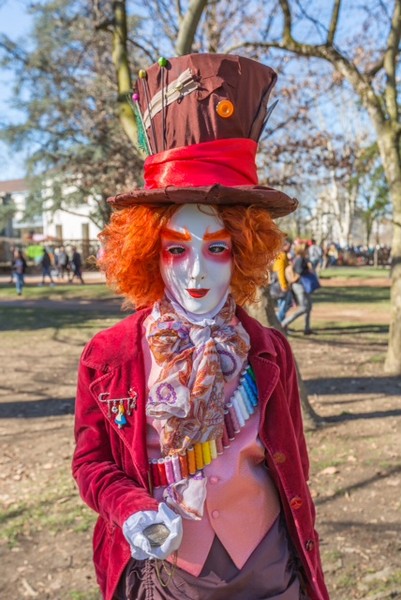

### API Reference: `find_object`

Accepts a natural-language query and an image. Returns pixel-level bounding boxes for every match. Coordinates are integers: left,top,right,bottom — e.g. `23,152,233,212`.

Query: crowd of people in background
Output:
10,245,85,295
319,241,391,268
269,237,391,333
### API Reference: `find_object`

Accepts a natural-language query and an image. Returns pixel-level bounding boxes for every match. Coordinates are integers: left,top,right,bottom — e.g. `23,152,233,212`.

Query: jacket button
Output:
212,510,220,519
290,496,303,510
209,476,219,484
305,539,314,551
273,451,286,464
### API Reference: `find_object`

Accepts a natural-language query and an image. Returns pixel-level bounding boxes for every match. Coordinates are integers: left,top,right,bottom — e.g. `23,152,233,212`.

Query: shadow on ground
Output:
0,397,75,418
315,464,401,506
307,375,401,396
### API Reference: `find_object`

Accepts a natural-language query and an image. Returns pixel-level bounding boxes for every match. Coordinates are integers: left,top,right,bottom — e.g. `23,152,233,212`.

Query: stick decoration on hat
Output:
128,92,152,156
113,53,298,218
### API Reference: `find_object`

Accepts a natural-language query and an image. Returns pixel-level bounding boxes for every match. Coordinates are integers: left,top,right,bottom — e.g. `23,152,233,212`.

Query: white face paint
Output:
160,204,233,315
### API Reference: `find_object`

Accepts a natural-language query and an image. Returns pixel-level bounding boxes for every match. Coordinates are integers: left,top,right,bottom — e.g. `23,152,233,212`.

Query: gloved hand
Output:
122,502,183,560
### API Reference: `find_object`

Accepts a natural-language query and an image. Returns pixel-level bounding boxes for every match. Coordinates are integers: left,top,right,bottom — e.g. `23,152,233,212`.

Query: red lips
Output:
186,289,209,298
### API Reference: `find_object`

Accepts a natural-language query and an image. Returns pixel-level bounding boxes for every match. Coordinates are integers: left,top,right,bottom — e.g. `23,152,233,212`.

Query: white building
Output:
0,178,101,252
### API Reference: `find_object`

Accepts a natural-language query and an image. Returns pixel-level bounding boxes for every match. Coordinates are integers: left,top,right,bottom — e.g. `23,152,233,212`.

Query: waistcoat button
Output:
212,510,220,518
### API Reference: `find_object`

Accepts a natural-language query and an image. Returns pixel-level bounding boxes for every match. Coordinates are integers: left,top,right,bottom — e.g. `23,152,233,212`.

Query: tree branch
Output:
279,0,293,43
365,57,385,79
383,0,401,122
229,24,385,128
126,36,156,63
327,0,341,45
175,0,208,56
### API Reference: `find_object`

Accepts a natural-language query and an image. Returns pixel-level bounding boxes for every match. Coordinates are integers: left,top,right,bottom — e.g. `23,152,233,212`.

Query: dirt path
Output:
0,286,400,600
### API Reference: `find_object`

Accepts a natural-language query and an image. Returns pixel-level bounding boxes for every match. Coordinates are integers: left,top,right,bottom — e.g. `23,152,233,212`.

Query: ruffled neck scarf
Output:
146,294,250,457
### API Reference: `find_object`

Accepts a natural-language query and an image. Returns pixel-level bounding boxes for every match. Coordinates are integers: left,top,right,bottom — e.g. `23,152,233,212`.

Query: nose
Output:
189,254,205,282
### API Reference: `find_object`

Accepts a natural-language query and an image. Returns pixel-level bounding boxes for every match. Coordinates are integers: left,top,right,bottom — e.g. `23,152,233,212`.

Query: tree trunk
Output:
246,288,322,430
375,128,401,373
111,0,138,147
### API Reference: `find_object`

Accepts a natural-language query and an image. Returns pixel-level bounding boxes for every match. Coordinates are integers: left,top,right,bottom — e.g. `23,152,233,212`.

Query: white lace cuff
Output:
122,502,183,560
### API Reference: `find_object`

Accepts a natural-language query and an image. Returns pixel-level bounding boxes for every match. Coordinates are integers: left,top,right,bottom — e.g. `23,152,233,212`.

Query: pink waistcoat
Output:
142,323,281,577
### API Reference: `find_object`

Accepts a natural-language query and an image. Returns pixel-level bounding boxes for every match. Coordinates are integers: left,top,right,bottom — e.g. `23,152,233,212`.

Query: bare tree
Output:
228,0,401,373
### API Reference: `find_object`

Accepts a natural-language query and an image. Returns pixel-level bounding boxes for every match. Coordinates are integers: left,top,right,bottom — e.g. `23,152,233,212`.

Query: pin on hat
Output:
108,53,298,218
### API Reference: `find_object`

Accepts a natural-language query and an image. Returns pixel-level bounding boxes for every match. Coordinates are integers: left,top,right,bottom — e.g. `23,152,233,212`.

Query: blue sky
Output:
0,0,32,181
0,0,382,184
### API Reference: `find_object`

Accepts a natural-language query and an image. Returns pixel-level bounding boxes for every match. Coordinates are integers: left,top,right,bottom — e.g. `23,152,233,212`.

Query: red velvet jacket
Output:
72,307,329,600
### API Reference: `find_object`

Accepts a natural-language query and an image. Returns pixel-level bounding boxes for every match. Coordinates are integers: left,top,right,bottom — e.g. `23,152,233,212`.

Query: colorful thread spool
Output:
187,447,196,475
222,423,230,448
202,441,212,465
227,402,240,433
216,437,224,455
209,439,218,460
165,457,175,485
232,393,245,428
151,459,161,487
157,459,168,487
224,410,235,440
194,443,204,470
179,452,189,478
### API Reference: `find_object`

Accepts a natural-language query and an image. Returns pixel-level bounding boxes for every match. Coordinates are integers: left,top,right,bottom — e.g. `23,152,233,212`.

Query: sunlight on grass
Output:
0,282,117,301
0,469,96,548
0,307,123,334
69,591,101,600
319,266,391,279
315,285,390,304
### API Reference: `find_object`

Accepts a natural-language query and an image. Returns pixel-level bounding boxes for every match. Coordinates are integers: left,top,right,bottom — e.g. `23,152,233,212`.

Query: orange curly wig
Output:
99,204,283,309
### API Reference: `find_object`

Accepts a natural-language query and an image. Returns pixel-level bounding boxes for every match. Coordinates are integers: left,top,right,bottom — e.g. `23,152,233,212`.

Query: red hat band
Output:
144,138,258,190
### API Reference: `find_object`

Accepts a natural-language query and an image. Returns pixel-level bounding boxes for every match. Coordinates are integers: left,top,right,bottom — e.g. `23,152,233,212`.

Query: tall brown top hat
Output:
108,53,298,218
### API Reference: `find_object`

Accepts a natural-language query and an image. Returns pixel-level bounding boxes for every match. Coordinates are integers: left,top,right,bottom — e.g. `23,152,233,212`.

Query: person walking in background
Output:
271,238,293,322
308,239,323,272
282,244,314,335
9,245,16,283
70,247,85,284
57,246,70,279
40,248,55,286
12,248,27,296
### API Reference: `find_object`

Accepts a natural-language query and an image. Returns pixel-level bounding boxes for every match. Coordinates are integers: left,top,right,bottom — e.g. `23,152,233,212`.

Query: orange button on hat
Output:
216,99,235,118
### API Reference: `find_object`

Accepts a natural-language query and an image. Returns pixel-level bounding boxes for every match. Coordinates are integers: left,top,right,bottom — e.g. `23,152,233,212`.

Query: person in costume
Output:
72,54,329,600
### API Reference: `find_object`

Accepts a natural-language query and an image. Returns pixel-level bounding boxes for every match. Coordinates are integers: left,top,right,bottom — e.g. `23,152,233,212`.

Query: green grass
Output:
314,284,390,304
0,306,124,332
0,468,97,548
0,282,117,301
69,591,101,600
319,266,390,279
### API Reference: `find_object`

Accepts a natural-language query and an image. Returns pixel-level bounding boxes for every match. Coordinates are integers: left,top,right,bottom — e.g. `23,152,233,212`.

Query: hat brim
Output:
107,185,298,218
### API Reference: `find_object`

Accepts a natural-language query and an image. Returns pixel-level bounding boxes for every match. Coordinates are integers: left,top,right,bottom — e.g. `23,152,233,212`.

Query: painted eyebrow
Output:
161,227,192,241
203,229,230,241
